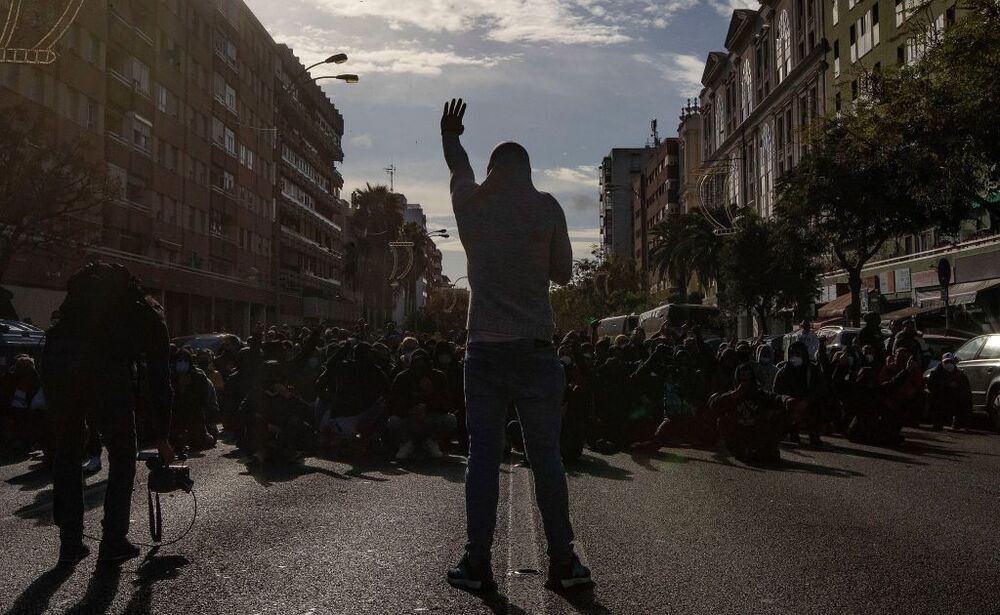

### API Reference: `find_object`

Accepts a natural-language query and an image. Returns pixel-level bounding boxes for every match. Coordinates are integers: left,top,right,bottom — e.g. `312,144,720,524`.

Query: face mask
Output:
174,361,190,374
438,355,452,366
789,356,804,368
943,363,956,372
560,356,572,366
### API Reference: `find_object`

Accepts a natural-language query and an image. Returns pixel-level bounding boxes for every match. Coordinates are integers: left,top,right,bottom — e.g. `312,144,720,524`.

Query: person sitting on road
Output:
318,342,390,454
0,354,44,457
926,353,973,431
712,363,801,463
387,349,457,460
879,347,924,426
249,360,317,465
847,360,922,446
774,341,828,446
169,349,218,451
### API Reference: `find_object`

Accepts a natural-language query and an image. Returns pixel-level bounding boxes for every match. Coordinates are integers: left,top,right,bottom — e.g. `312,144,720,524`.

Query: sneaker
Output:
82,455,102,474
424,440,444,459
447,553,495,591
547,554,592,590
395,440,416,460
58,541,90,565
97,538,141,564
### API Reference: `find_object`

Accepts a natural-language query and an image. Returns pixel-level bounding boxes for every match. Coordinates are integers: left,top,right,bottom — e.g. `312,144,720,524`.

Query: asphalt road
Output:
1,427,998,615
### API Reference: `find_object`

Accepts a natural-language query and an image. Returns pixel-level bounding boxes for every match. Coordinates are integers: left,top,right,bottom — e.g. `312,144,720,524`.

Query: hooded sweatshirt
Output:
443,135,573,341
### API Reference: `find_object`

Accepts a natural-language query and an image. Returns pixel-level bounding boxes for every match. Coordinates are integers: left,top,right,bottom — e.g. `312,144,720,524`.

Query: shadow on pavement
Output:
551,584,614,614
12,479,108,524
2,565,74,615
453,586,531,615
63,565,122,615
5,461,54,491
396,455,468,483
565,454,633,481
822,443,927,465
122,550,190,613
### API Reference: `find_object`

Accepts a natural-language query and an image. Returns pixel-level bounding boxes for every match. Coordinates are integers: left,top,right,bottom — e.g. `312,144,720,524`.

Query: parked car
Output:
952,334,1000,430
171,333,243,354
815,326,861,355
594,315,638,341
922,334,970,369
636,304,725,339
0,320,45,372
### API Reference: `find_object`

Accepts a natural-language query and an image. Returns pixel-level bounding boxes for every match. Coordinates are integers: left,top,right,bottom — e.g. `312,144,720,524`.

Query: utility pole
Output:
384,164,397,192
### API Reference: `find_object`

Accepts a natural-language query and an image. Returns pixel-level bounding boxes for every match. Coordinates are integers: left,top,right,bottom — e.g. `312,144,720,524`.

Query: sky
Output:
244,0,755,286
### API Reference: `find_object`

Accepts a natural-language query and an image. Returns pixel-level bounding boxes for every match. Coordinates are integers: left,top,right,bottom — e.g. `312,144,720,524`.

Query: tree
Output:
718,215,821,333
346,184,403,325
0,108,119,285
550,249,652,333
774,106,963,326
648,213,721,300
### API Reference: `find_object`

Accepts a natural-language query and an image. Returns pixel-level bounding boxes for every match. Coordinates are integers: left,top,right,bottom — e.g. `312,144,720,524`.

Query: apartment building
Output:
0,0,353,335
599,148,652,260
631,137,680,288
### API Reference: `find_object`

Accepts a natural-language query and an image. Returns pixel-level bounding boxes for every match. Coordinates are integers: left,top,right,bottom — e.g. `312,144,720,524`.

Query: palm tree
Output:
649,213,721,301
348,184,404,324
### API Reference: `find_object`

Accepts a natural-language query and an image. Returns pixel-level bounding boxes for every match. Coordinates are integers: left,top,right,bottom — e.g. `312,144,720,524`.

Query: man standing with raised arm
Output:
440,98,592,591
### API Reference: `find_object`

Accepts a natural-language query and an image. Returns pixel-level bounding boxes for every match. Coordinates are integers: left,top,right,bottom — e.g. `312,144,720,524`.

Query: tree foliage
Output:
550,249,652,333
0,108,119,284
648,213,721,296
346,184,404,325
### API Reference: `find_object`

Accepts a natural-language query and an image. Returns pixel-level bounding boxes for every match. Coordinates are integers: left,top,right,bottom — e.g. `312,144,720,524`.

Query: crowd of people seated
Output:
0,314,980,468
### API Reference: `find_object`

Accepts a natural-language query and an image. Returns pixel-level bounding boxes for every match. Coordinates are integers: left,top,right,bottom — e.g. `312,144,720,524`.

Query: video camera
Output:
137,450,194,493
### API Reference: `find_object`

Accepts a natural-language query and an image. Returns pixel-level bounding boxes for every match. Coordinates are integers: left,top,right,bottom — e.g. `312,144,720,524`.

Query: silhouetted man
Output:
45,263,175,565
440,98,591,591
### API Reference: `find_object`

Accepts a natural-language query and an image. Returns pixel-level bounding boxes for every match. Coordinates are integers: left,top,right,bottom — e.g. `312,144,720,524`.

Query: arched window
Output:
776,10,791,83
715,92,726,147
741,61,754,120
758,123,774,217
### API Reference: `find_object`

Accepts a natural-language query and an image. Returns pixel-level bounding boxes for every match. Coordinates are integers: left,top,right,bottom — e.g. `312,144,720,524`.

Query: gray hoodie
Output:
442,135,573,341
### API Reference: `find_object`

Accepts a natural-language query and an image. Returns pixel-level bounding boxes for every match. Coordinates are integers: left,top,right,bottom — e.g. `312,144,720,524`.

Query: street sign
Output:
937,258,952,287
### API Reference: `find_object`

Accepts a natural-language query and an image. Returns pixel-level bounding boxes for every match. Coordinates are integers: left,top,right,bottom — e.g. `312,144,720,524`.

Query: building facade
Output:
0,0,354,335
694,1,826,233
274,43,352,327
599,147,652,260
631,137,680,289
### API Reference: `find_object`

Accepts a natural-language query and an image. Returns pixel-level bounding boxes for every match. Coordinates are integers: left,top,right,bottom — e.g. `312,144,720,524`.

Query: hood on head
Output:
482,141,533,189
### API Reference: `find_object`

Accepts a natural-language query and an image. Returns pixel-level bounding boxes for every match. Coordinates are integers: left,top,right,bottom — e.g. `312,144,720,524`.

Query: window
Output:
855,13,873,59
872,3,880,47
214,33,237,66
833,40,840,77
240,144,255,171
758,123,774,218
851,79,858,100
741,61,753,119
978,336,1000,360
225,128,236,156
776,11,791,83
715,93,725,146
832,0,839,25
835,91,842,112
132,114,151,152
213,168,235,192
849,24,857,62
955,337,986,361
210,210,226,237
132,58,150,95
157,85,178,116
213,73,237,113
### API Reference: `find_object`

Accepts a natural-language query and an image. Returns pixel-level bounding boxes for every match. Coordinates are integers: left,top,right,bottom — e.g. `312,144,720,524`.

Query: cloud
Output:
350,134,373,148
632,52,706,97
707,0,760,16
542,165,597,187
303,0,696,45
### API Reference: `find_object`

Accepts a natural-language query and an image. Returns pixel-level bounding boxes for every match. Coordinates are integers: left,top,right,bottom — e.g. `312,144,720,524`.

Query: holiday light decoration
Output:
0,0,84,65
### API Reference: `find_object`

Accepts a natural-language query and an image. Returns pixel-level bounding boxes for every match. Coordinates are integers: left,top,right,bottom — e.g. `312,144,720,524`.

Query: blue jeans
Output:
463,340,574,564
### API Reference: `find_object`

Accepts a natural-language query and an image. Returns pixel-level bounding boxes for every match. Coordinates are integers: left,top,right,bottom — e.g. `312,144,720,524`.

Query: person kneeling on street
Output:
388,348,457,460
712,363,803,464
251,360,317,465
169,349,218,451
926,353,973,431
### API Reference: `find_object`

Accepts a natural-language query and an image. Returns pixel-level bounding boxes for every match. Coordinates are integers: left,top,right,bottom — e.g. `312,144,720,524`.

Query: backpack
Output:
50,262,149,360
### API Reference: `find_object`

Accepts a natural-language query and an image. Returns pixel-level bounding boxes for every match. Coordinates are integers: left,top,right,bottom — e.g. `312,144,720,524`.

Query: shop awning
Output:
817,293,853,318
880,303,939,322
915,277,1000,309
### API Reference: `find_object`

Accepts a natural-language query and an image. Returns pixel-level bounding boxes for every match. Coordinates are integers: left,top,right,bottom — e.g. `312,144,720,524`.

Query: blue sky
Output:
245,0,754,284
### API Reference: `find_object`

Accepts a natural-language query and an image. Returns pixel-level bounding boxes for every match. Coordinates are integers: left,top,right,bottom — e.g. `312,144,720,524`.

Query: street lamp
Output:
302,53,349,75
312,74,359,85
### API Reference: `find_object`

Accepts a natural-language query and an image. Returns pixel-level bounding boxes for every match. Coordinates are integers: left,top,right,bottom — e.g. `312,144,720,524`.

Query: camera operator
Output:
44,263,174,565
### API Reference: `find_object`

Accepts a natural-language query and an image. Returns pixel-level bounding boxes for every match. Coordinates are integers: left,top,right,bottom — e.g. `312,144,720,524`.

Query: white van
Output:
594,314,638,341
637,304,724,339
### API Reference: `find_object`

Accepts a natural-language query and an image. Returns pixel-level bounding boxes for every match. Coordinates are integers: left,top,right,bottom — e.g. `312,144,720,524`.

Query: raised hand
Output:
441,98,466,135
